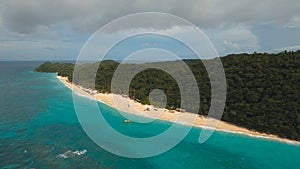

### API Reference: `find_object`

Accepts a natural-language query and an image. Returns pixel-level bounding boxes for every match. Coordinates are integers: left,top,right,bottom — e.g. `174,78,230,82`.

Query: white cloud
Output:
206,25,260,55
100,25,257,58
0,0,299,60
0,0,300,34
285,16,300,28
0,39,81,60
271,45,300,53
6,25,58,39
223,40,239,50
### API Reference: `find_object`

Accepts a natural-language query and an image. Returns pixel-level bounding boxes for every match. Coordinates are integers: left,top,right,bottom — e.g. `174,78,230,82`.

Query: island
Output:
34,50,300,143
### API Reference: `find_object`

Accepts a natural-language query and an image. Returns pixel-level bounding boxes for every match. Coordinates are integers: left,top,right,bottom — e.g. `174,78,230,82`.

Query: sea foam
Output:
57,149,87,159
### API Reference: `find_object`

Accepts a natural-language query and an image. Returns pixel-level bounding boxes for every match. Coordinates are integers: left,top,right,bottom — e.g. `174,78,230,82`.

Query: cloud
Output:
285,16,300,28
206,25,260,55
0,38,82,60
271,45,300,53
0,0,299,60
223,40,239,50
1,0,300,34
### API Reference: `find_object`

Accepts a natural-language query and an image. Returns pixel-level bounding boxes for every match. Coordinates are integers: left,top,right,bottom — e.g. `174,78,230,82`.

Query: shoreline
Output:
57,75,300,145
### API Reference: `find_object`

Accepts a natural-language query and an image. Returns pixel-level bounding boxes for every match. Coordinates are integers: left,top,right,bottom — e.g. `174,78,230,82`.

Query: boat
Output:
124,119,131,124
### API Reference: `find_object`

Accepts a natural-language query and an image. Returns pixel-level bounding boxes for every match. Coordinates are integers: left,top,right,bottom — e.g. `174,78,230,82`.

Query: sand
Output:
57,75,300,145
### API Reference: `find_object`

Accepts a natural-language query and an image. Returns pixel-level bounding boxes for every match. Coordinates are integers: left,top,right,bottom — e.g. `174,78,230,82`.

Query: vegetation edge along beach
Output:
34,50,300,144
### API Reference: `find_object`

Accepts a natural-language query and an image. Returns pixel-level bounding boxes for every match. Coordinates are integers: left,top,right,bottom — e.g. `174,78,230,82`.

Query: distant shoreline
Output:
57,75,300,146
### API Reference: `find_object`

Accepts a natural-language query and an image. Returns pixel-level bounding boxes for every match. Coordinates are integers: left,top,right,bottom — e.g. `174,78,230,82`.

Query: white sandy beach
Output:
57,75,300,145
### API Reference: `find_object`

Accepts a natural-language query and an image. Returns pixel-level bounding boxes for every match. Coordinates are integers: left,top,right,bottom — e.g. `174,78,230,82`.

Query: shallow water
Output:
0,61,299,169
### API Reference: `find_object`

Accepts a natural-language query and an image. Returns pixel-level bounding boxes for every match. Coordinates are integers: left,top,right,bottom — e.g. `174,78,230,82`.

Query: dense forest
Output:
35,50,300,141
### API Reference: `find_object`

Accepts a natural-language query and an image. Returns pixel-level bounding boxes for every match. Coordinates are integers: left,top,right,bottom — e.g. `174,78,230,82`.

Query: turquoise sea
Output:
0,61,299,169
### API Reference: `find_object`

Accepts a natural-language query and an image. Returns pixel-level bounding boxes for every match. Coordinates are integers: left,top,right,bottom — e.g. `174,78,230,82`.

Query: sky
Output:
0,0,300,61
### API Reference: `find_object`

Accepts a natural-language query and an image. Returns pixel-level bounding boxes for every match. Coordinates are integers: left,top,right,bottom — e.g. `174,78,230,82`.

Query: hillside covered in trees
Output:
34,51,300,141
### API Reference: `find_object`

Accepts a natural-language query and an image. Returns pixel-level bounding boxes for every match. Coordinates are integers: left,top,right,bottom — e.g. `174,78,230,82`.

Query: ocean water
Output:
0,61,299,169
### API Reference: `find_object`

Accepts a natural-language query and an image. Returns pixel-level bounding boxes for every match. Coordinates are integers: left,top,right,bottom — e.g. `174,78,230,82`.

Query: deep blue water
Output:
0,61,299,169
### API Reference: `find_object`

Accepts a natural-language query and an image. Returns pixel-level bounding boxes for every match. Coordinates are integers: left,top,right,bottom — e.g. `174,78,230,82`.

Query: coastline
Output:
57,75,300,145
